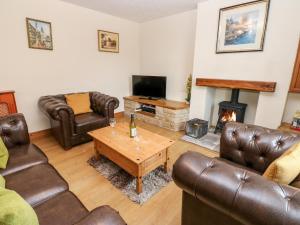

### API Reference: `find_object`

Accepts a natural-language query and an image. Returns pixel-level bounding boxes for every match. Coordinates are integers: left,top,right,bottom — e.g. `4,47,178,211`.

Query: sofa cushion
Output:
0,175,4,188
75,112,107,134
0,144,48,176
0,137,8,169
65,93,92,115
74,206,127,225
4,164,68,207
0,188,39,225
34,191,88,225
263,142,300,184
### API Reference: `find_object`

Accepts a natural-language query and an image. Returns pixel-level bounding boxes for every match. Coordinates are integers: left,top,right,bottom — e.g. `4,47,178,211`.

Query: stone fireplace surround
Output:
191,78,277,129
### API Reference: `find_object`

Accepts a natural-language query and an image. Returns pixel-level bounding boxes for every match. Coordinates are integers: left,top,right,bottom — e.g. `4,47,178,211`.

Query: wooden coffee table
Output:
88,122,175,194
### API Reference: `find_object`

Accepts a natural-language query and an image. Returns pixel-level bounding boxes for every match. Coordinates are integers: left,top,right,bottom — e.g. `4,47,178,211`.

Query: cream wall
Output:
190,0,300,129
282,93,300,123
0,0,140,132
140,10,197,101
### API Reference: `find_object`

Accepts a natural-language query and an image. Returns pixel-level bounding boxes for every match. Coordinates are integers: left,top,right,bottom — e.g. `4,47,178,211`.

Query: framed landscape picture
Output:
98,30,119,53
216,0,270,53
26,18,53,50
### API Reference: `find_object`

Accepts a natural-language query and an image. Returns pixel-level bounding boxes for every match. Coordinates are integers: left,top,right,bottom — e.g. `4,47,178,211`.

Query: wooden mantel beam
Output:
196,78,276,92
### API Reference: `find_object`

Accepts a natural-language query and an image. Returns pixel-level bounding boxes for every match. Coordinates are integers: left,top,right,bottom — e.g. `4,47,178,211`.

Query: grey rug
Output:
88,156,173,205
181,132,221,152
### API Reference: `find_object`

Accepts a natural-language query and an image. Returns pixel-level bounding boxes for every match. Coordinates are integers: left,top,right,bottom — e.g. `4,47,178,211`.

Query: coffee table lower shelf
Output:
93,139,170,194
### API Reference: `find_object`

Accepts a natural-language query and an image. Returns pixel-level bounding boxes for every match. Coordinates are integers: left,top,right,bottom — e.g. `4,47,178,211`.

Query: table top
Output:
88,122,175,164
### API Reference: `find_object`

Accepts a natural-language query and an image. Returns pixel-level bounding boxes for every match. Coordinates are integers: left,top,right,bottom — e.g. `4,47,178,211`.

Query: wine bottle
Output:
130,114,137,138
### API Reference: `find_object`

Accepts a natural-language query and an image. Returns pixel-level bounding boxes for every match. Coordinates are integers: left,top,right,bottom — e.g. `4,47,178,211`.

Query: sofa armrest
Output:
0,113,30,148
173,151,300,225
90,92,119,118
38,96,75,121
73,206,127,225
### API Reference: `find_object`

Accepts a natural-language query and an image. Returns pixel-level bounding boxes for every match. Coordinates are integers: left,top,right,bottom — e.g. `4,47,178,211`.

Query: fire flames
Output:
221,110,237,122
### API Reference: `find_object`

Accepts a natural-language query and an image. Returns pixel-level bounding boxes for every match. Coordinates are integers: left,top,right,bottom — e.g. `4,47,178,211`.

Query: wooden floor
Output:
32,117,217,225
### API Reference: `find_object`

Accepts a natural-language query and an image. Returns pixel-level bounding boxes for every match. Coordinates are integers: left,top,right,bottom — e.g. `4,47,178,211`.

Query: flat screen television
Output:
132,75,166,99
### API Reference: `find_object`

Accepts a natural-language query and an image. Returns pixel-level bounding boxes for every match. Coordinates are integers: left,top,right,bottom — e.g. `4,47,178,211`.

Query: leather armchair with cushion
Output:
38,92,119,149
0,113,126,225
173,122,300,225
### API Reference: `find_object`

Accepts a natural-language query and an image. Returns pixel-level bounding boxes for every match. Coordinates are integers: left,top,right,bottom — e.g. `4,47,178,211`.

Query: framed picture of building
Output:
216,0,270,53
26,18,53,50
98,30,119,53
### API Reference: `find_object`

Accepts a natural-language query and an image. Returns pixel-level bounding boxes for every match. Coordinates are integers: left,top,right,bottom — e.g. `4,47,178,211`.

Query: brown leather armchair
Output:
173,122,300,225
38,92,119,149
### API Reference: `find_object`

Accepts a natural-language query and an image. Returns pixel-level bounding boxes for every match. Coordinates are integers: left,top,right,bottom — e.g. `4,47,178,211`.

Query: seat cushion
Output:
75,112,107,134
34,191,88,225
0,144,48,176
4,164,68,207
74,206,127,225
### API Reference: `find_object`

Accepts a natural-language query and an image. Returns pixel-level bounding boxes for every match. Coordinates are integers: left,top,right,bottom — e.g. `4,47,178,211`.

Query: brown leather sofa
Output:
38,92,119,149
0,113,126,225
173,122,300,225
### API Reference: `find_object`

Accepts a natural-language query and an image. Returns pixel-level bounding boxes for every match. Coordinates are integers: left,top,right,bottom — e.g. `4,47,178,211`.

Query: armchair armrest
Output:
0,113,30,148
90,92,119,118
38,96,74,121
73,206,127,225
173,151,300,225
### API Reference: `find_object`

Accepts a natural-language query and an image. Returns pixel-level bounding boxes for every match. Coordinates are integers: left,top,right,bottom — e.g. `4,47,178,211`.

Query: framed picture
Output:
26,18,53,50
98,30,119,53
216,0,270,53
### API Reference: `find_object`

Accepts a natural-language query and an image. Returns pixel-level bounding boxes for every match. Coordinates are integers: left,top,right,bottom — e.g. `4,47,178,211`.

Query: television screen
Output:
132,75,166,99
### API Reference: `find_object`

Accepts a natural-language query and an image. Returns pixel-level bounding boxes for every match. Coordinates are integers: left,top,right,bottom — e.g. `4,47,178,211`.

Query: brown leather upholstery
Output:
34,191,89,225
173,122,300,225
0,144,48,176
74,206,127,225
0,113,30,148
1,113,126,225
75,112,107,134
291,173,300,188
38,92,119,149
5,164,69,206
221,122,300,173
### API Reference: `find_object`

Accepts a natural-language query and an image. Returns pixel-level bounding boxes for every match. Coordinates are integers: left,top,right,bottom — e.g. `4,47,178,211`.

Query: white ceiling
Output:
60,0,206,22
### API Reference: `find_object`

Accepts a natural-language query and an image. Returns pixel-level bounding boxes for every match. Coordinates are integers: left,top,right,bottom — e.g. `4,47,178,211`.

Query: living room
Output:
1,0,300,224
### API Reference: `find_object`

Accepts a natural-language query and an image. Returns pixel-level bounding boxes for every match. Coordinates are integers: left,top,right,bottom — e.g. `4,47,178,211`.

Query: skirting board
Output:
30,128,52,141
114,111,124,119
29,111,125,140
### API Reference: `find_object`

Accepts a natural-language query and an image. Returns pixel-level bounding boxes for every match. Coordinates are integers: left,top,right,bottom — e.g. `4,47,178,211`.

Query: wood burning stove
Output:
214,89,247,133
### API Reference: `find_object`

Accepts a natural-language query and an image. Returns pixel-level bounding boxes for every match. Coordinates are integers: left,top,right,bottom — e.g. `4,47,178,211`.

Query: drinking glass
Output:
109,118,116,128
109,118,116,136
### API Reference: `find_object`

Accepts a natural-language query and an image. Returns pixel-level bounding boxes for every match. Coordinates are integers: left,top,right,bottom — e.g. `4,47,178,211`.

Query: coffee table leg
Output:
164,148,170,173
94,140,101,160
136,176,142,194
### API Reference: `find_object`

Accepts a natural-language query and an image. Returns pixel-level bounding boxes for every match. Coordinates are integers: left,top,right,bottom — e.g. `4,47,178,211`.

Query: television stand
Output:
138,96,160,100
124,96,189,131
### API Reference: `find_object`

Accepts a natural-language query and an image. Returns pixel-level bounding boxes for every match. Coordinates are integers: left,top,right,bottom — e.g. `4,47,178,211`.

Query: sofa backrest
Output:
0,113,30,148
220,122,300,174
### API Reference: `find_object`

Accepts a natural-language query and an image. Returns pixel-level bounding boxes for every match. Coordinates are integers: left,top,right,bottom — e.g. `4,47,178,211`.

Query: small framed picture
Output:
216,0,270,53
98,30,119,53
26,18,53,50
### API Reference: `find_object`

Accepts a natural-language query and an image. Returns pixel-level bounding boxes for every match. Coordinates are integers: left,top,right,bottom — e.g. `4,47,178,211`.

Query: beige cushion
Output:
263,142,300,184
65,93,92,115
